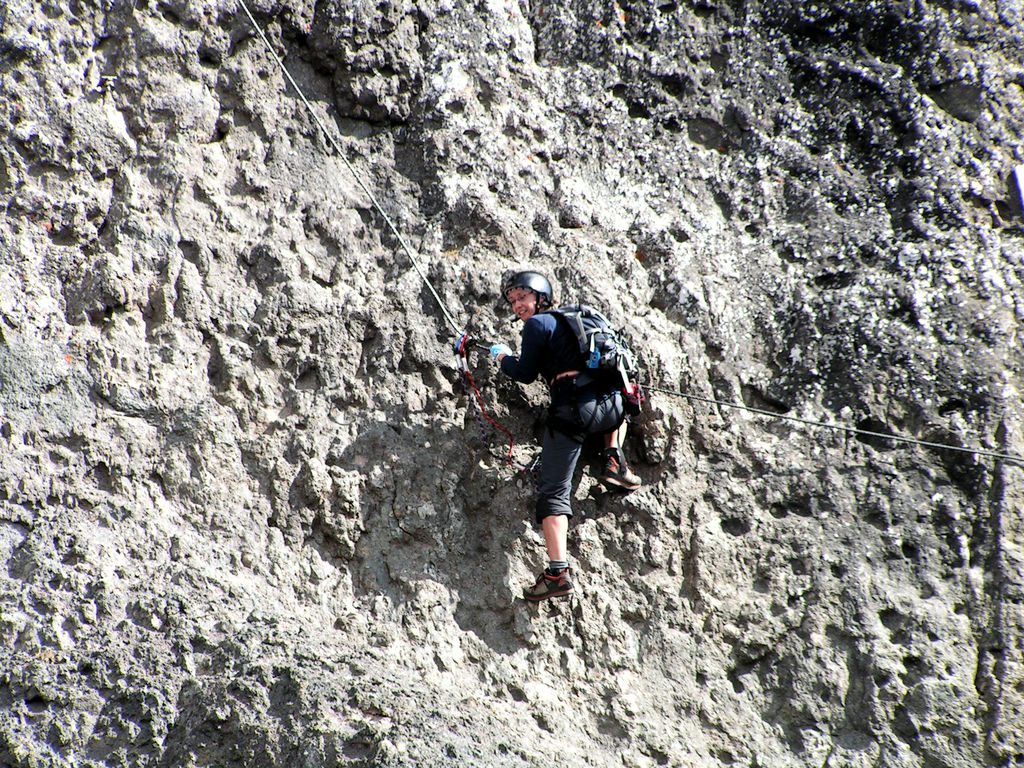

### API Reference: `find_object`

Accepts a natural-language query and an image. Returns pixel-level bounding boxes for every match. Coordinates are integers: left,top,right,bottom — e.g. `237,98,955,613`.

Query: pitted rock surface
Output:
1,1,1023,766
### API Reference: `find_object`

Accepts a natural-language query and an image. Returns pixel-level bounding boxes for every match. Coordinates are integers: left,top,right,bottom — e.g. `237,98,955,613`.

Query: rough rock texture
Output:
2,0,1023,766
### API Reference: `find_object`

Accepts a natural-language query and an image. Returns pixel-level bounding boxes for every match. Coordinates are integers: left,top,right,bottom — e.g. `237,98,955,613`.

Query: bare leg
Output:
524,514,574,601
603,422,627,450
541,514,568,562
600,422,641,489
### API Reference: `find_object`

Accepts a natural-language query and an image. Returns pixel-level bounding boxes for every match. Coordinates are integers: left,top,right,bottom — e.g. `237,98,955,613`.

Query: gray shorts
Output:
535,389,624,524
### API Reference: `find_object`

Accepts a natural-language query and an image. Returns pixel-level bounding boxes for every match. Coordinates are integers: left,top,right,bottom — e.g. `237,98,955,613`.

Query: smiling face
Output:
506,288,539,322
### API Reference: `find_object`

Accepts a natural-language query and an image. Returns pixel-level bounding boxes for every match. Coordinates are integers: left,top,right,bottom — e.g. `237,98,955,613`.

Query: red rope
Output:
455,341,523,470
460,364,517,467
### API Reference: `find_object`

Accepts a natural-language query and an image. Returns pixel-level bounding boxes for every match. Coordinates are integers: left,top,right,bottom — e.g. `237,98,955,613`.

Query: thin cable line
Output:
238,2,1024,470
645,383,1024,466
237,0,463,335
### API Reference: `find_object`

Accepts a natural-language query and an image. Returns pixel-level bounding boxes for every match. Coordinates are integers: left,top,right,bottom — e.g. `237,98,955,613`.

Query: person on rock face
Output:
488,270,641,602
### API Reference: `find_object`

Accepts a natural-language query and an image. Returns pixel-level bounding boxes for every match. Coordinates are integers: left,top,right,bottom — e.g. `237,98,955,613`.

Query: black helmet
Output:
502,271,553,309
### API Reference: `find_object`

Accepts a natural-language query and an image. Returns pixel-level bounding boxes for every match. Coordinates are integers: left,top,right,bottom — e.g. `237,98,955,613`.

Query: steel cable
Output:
644,382,1024,467
237,0,464,336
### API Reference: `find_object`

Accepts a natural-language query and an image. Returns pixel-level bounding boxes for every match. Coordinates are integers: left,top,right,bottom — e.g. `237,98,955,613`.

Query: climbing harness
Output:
643,382,1024,467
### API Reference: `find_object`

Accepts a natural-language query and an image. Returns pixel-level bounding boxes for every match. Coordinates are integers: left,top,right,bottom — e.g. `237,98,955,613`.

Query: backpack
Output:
550,305,645,415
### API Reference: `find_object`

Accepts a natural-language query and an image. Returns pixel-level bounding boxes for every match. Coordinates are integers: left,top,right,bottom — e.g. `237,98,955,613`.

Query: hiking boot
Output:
523,568,574,602
600,449,641,490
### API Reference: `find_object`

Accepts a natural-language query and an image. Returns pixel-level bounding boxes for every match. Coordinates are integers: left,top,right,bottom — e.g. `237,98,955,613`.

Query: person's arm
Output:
498,316,548,383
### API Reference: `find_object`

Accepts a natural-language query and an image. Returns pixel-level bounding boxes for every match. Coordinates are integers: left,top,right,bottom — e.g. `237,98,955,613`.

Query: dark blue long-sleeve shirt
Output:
499,311,579,391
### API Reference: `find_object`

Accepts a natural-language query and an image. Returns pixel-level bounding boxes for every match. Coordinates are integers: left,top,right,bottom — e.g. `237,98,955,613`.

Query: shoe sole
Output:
523,587,574,602
600,475,641,490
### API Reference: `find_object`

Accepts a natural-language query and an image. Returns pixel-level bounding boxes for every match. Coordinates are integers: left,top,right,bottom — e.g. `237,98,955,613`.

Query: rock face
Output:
2,0,1023,766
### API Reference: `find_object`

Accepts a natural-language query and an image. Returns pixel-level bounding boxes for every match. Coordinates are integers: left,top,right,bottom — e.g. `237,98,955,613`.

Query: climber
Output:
487,270,641,602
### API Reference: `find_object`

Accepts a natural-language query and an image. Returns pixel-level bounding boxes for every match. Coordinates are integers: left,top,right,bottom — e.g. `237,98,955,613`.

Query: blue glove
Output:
452,333,468,354
490,343,513,360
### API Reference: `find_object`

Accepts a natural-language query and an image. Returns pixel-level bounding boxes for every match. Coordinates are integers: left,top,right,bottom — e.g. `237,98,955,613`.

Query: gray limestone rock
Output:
1,1,1022,767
